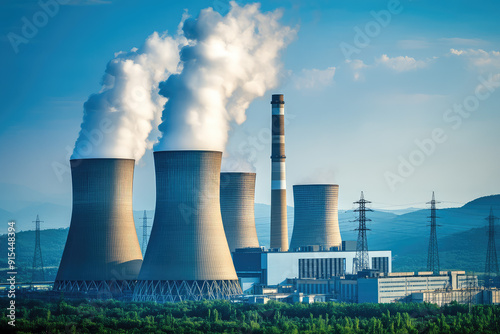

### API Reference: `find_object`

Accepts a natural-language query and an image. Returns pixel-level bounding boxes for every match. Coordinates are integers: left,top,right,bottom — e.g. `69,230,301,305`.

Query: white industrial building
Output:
233,247,392,293
334,271,477,303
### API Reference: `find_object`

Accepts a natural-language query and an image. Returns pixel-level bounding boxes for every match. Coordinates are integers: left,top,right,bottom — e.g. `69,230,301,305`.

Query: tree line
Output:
1,297,500,333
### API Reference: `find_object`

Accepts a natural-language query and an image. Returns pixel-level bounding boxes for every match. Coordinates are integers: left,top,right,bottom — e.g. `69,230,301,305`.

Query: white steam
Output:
72,31,186,160
72,2,294,161
154,2,295,152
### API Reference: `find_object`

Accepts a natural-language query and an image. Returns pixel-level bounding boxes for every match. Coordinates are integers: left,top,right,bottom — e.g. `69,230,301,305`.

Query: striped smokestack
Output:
270,94,288,251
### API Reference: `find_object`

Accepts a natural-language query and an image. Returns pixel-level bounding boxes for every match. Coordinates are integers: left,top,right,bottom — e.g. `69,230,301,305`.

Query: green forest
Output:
1,298,500,333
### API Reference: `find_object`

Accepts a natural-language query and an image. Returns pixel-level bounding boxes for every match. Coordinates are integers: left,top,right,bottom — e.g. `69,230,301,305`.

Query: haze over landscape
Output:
2,2,500,332
1,0,499,281
1,0,499,217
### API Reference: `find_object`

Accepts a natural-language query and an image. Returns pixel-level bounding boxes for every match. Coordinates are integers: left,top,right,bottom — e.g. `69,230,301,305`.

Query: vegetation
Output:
393,224,496,275
2,298,500,333
0,228,67,282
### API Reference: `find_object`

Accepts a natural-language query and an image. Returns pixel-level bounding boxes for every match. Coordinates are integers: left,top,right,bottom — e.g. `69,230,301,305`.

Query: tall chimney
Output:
220,172,260,252
270,94,288,251
54,159,143,298
134,151,242,302
290,184,342,250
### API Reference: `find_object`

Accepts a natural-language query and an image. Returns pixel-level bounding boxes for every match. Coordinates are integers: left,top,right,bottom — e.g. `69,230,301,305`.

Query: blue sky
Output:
1,0,499,211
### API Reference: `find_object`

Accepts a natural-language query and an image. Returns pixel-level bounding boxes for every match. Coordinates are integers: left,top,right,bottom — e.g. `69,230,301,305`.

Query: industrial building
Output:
409,288,500,306
232,247,392,293
333,271,476,303
220,172,260,252
134,151,242,302
52,93,446,306
54,159,143,298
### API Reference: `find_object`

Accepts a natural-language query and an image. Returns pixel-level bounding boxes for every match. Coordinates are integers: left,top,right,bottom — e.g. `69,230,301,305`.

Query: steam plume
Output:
72,31,185,160
154,2,295,152
72,2,294,161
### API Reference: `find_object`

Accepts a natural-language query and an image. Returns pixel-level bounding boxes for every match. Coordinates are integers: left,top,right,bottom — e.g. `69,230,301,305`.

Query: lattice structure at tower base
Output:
133,280,242,303
53,280,136,300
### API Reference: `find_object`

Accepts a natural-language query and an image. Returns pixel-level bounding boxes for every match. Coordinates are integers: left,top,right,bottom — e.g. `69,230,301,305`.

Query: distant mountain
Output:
1,194,499,282
0,182,68,211
0,228,68,282
254,203,398,248
341,195,493,257
393,224,500,274
462,194,500,211
0,202,72,233
0,182,72,234
376,207,422,215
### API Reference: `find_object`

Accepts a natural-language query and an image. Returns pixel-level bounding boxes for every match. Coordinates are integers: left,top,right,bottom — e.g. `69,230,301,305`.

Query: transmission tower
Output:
353,191,372,274
427,192,440,275
32,214,45,282
485,207,499,288
141,210,151,257
465,272,477,312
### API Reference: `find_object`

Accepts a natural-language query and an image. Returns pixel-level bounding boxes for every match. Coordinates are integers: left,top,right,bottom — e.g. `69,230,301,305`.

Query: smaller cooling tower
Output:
134,151,242,303
289,184,342,250
54,159,143,298
220,172,260,252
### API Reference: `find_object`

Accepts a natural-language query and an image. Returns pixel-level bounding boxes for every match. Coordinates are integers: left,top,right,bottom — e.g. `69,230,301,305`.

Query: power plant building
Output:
232,247,392,293
54,159,143,297
290,184,342,250
53,94,396,304
134,151,242,302
335,271,475,304
220,172,260,252
270,94,288,251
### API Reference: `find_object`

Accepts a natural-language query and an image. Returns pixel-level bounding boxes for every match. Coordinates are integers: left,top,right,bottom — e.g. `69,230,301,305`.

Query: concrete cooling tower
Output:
220,172,260,252
289,184,342,251
134,151,242,302
54,159,143,298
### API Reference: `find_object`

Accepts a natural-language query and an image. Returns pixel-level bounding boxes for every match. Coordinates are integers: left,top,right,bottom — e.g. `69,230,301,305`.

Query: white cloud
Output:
376,54,430,72
450,48,464,55
345,59,368,81
293,67,336,89
449,48,500,71
345,55,432,80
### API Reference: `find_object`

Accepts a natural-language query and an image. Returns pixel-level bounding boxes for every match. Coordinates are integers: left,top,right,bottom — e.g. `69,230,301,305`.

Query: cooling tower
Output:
54,159,143,298
220,172,260,252
134,151,242,302
270,94,288,251
289,184,342,250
